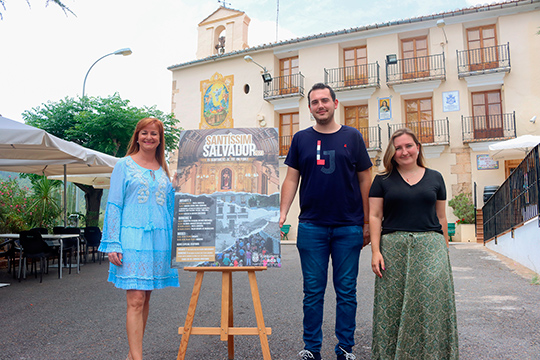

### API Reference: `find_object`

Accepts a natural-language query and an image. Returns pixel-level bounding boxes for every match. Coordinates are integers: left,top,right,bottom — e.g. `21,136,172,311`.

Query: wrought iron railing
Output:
279,134,293,157
483,145,540,242
264,73,305,100
324,62,380,90
457,43,510,77
461,112,516,142
386,53,446,84
387,118,450,144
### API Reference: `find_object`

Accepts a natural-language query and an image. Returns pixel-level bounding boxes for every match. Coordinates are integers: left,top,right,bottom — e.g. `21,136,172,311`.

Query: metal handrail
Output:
483,145,540,242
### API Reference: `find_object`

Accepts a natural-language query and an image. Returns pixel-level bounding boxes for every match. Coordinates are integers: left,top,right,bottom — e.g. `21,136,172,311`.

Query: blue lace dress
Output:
98,156,179,290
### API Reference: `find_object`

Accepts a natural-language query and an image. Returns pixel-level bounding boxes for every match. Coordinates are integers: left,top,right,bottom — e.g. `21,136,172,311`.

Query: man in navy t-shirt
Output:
280,83,372,360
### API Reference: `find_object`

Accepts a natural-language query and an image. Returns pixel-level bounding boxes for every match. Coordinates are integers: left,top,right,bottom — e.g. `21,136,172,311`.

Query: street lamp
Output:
244,55,273,83
82,48,132,97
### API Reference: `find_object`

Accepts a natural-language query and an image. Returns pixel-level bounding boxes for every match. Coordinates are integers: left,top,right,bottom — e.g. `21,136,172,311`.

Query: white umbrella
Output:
47,173,112,189
0,116,118,175
488,134,540,160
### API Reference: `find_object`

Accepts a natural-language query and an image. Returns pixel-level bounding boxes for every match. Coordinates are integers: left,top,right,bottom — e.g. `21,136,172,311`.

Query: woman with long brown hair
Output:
99,117,179,360
369,128,458,359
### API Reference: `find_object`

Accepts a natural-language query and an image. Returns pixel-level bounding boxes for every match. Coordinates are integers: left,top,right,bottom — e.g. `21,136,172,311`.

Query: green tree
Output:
23,94,181,226
0,0,74,20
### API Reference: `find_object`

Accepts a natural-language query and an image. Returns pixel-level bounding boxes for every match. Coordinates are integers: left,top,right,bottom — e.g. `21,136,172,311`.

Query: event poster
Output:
171,128,281,268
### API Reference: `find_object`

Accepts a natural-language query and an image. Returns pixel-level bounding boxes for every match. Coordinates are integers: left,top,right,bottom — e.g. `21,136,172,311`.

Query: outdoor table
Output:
0,233,81,279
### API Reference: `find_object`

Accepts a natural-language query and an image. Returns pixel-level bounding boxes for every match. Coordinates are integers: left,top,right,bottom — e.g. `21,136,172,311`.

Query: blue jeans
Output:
297,222,363,355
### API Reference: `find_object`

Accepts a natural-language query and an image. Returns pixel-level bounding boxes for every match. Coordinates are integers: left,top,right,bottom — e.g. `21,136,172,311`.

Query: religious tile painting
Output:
200,72,234,129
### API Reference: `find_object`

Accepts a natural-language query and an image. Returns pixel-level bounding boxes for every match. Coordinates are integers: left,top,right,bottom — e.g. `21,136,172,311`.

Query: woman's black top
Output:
369,168,446,235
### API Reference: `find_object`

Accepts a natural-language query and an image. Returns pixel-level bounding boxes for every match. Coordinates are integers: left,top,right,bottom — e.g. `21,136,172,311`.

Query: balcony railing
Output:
264,73,305,100
324,62,380,90
357,125,382,150
386,53,446,84
387,118,450,145
483,145,539,242
457,43,510,78
461,112,516,143
279,134,293,157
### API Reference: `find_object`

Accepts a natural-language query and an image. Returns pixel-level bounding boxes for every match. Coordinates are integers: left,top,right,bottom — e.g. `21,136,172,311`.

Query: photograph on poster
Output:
172,128,281,268
378,97,391,121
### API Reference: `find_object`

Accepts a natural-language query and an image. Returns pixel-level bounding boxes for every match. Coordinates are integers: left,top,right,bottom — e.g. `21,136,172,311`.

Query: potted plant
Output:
448,193,476,242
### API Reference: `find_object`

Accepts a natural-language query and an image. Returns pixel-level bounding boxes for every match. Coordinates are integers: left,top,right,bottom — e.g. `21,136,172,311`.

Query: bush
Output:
0,176,32,233
448,193,475,224
0,175,62,233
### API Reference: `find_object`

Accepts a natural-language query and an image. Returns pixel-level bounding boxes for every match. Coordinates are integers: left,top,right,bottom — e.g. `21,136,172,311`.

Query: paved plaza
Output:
1,242,539,360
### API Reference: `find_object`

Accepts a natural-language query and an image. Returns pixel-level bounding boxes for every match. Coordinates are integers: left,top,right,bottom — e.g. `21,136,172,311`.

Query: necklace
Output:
399,168,421,183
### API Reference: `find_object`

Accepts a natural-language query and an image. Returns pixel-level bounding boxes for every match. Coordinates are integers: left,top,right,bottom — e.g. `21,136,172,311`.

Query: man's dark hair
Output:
308,83,336,103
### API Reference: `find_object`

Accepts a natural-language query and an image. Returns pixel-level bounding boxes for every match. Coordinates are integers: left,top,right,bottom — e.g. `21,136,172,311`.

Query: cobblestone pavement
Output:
0,242,539,359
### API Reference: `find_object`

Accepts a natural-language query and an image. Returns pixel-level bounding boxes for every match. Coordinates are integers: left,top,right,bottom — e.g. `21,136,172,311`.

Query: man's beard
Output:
314,114,333,126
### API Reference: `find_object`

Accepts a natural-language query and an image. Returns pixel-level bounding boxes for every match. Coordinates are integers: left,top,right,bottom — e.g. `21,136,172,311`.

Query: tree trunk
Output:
75,184,103,227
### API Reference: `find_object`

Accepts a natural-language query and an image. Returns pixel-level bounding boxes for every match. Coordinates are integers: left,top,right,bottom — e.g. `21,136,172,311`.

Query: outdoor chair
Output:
52,227,78,274
61,227,80,272
83,226,102,264
0,239,20,278
33,227,48,234
19,229,55,283
52,226,65,235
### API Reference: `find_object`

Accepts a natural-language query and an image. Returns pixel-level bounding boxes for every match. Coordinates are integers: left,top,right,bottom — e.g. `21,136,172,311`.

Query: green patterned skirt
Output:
372,231,459,360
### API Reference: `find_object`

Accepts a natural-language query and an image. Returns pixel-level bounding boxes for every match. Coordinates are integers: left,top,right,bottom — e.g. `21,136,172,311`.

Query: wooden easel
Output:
176,266,272,360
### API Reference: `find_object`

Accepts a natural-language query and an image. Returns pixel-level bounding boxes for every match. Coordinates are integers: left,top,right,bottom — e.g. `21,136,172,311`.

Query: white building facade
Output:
169,1,540,242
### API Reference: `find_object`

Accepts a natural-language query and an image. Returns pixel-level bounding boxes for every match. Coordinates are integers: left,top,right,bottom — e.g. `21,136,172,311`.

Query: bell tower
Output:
196,6,251,59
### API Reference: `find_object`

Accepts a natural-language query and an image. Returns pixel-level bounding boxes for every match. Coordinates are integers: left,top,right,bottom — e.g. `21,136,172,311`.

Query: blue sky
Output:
0,0,477,121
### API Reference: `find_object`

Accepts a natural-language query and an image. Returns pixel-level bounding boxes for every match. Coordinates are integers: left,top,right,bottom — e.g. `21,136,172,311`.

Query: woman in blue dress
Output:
98,117,179,360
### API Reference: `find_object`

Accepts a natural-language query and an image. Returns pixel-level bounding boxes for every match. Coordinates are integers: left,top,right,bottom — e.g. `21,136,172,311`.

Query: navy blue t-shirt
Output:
285,126,372,226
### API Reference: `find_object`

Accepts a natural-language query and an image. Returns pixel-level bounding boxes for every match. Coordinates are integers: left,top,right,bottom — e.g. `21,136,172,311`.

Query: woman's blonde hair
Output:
126,117,171,178
382,127,426,174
